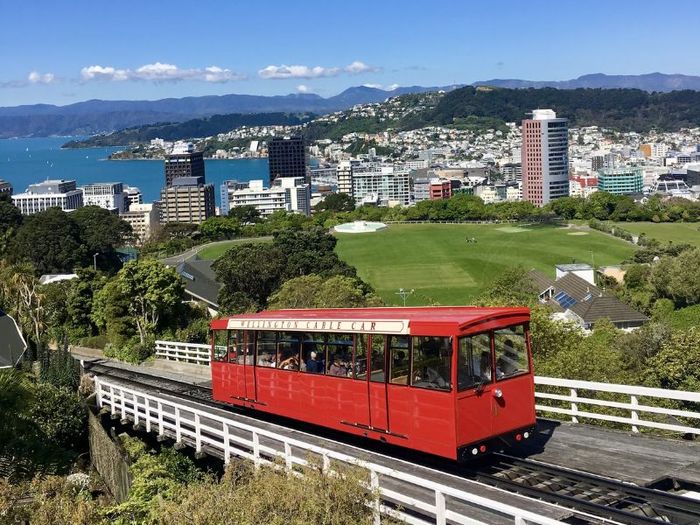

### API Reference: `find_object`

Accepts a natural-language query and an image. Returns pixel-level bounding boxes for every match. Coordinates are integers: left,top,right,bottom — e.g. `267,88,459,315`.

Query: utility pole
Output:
93,252,99,271
395,288,415,307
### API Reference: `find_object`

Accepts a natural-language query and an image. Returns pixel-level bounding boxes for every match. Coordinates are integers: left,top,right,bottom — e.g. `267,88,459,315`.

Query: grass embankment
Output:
611,222,700,247
197,236,271,260
335,223,635,305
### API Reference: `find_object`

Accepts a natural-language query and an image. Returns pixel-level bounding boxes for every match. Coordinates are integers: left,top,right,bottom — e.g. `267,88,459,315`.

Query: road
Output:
161,237,272,266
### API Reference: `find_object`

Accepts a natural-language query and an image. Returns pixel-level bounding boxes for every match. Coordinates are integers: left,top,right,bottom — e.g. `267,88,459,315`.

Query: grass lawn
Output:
612,222,700,247
335,224,636,306
197,237,271,260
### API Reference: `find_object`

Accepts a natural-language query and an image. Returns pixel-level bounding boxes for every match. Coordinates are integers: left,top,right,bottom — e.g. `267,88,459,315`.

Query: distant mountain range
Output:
473,73,700,92
2,73,700,138
0,85,459,139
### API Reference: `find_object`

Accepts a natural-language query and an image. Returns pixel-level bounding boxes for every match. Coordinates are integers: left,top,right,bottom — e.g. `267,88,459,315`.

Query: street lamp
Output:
93,252,99,271
395,288,415,307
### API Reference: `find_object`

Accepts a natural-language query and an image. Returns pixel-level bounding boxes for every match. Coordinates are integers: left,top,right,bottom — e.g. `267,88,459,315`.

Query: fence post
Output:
223,424,231,464
630,395,640,433
435,490,446,525
194,413,202,453
570,388,579,424
370,469,381,525
252,431,261,468
175,407,182,444
145,398,151,433
157,401,164,438
284,442,293,471
95,379,103,408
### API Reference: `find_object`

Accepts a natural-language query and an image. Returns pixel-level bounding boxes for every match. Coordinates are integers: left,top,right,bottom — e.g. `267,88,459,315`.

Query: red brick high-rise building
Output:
521,109,569,206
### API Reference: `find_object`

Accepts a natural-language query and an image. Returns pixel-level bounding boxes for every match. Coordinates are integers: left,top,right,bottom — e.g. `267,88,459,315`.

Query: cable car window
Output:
370,335,386,383
411,336,452,391
256,331,276,367
277,332,301,370
354,334,368,380
302,333,326,374
389,336,410,385
494,325,529,380
229,330,244,363
458,333,492,391
212,330,228,362
327,333,353,377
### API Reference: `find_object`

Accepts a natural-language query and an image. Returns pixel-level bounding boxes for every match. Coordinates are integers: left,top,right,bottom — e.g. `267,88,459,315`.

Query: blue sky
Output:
1,0,699,107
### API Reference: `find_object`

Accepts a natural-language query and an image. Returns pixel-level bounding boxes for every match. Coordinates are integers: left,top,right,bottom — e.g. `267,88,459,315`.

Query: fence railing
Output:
152,341,700,437
155,340,211,366
534,376,700,435
94,376,567,525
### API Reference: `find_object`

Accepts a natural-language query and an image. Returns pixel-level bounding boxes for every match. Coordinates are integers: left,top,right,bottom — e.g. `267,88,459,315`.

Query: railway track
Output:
82,360,700,525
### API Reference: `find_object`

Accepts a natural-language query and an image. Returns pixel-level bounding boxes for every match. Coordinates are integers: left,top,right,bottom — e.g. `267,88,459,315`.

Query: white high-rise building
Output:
224,177,311,217
337,160,360,195
521,109,569,206
351,165,411,206
81,182,127,212
124,186,143,207
12,179,83,215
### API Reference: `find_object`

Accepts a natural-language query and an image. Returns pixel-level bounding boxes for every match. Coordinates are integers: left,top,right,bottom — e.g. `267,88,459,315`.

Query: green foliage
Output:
228,204,262,224
91,278,137,345
269,274,383,309
71,206,133,271
157,460,379,525
479,266,538,307
116,260,185,344
29,382,87,451
0,198,23,256
10,207,85,274
213,242,286,313
650,248,700,307
198,215,240,241
314,192,356,213
109,436,203,524
644,328,700,392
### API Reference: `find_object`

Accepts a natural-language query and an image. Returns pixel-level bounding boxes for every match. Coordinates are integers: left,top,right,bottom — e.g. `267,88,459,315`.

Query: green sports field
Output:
612,222,700,247
335,224,636,306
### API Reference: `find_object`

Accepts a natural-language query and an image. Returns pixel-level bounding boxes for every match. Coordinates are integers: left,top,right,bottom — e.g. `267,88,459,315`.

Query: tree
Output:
650,249,700,307
644,328,700,392
198,216,240,240
91,278,136,345
228,205,261,224
10,208,84,274
314,193,356,213
213,243,286,313
0,262,46,358
71,206,132,271
273,227,357,280
268,274,383,309
116,260,185,344
479,266,538,306
0,199,22,255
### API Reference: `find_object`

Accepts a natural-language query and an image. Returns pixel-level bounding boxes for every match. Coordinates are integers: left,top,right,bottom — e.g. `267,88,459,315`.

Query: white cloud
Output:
296,84,310,93
259,60,380,80
362,83,383,89
344,61,380,74
80,65,129,81
28,71,56,84
80,63,244,83
387,83,401,90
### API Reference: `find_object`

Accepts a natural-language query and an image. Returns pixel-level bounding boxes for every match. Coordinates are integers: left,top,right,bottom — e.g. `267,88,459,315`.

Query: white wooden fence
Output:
94,376,568,525
153,341,700,437
535,376,700,435
155,340,211,365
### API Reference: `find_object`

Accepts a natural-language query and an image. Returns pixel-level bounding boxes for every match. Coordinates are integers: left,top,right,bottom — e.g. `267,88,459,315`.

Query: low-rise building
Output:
81,182,127,212
120,203,161,244
12,179,83,215
429,178,452,200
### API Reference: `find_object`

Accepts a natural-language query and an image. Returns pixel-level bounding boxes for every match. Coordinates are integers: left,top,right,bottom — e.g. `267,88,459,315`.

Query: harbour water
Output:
0,137,269,206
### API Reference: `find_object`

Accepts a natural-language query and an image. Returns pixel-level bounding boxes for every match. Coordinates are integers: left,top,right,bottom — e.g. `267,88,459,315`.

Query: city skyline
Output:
3,0,700,106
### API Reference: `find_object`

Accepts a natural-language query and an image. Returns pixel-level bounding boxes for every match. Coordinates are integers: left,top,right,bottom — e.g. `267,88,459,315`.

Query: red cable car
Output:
210,307,536,461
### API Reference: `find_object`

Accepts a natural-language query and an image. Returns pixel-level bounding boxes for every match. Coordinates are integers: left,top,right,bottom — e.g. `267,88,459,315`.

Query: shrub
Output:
104,337,155,364
29,382,87,451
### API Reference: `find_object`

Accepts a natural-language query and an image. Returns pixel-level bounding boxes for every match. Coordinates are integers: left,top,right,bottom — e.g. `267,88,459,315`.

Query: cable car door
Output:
243,331,257,402
368,335,389,432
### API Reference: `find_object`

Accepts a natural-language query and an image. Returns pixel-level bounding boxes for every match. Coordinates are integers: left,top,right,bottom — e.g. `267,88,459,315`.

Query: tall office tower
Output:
164,142,205,187
521,109,569,206
160,176,215,224
336,159,360,195
268,136,307,185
